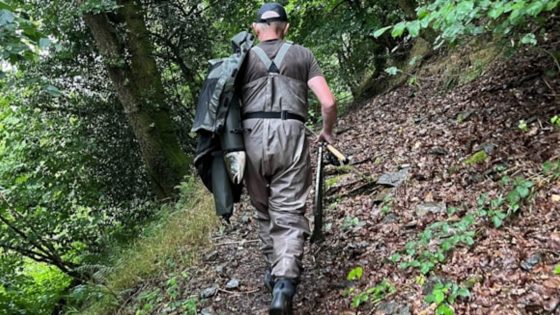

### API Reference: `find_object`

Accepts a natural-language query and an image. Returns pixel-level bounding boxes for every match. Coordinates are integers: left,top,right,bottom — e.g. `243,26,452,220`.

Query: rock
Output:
240,215,251,224
481,143,497,155
429,147,449,156
456,109,475,123
377,301,397,314
520,253,542,271
544,297,560,312
378,168,410,187
226,278,240,290
416,202,446,216
397,305,411,315
376,302,410,315
404,220,417,228
215,263,226,275
200,307,216,315
201,286,218,299
205,251,218,261
381,213,398,224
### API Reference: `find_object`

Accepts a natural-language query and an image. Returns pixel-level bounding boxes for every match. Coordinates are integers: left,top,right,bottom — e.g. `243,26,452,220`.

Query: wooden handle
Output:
326,144,349,164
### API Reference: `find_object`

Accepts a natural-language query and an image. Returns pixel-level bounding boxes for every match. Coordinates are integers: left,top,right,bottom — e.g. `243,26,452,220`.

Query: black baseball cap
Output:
255,3,288,23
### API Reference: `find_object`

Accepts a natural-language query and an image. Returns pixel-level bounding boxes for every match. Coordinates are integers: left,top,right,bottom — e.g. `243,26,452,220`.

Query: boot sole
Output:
269,296,293,315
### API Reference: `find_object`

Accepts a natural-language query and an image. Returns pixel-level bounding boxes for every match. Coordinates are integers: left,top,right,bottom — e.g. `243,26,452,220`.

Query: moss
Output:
465,151,488,165
325,175,344,190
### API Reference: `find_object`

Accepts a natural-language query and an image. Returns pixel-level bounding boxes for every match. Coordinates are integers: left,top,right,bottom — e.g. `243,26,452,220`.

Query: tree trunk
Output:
81,0,190,198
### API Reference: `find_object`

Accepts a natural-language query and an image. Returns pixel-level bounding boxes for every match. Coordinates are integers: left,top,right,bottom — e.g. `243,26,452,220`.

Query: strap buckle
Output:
281,110,288,120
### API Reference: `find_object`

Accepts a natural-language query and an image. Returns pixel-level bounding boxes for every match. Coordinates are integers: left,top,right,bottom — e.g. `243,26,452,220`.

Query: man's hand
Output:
317,130,334,144
308,76,337,142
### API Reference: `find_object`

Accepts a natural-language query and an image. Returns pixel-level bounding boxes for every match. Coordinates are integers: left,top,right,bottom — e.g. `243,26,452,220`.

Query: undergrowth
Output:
65,178,218,314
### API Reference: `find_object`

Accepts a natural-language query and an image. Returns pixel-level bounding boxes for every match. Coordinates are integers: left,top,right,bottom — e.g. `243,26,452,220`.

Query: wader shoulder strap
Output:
272,42,292,69
252,46,273,72
251,42,293,73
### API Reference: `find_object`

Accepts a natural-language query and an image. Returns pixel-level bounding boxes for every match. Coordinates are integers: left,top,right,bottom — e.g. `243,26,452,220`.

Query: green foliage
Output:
79,0,120,14
465,150,488,165
425,281,470,315
476,177,533,227
0,259,71,315
542,159,560,178
518,119,529,131
342,216,361,231
394,214,477,274
347,266,364,281
0,1,48,65
350,279,396,309
73,181,218,314
550,115,560,128
385,66,401,76
554,264,560,275
394,175,533,274
381,195,393,215
374,0,559,48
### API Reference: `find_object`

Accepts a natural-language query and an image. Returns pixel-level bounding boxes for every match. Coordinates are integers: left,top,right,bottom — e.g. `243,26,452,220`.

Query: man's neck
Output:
258,33,282,42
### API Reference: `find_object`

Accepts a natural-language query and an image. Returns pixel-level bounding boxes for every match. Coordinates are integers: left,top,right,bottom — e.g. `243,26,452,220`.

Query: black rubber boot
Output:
269,278,296,315
264,268,274,292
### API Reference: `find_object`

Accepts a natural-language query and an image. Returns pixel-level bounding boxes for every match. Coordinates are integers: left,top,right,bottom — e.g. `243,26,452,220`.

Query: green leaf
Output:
39,38,51,49
433,290,446,304
384,66,400,76
436,303,455,315
391,22,406,38
456,1,475,17
0,9,15,25
488,4,505,19
45,85,62,97
417,7,430,19
526,1,545,16
554,264,560,275
347,266,363,281
492,214,503,228
406,20,421,37
0,1,14,11
516,186,529,198
373,26,392,38
520,33,537,45
457,288,471,298
545,1,560,11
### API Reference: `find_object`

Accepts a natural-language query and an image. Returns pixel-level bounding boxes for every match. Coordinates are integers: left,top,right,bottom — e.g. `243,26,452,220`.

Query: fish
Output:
224,151,246,184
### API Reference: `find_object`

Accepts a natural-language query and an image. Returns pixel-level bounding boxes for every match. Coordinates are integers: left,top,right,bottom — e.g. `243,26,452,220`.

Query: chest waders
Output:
241,42,312,286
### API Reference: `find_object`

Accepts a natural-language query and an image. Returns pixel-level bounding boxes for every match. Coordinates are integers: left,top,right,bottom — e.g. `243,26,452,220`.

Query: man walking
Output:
239,3,337,314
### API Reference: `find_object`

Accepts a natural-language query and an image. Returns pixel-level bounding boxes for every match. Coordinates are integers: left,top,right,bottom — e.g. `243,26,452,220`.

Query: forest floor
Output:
118,41,559,314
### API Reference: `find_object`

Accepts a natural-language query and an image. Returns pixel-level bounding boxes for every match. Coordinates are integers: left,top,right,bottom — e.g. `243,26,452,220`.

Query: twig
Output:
540,48,560,73
218,287,260,295
215,239,259,246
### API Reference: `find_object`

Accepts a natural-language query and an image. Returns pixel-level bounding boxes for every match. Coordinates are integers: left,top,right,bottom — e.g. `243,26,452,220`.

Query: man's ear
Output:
284,23,290,35
251,23,259,35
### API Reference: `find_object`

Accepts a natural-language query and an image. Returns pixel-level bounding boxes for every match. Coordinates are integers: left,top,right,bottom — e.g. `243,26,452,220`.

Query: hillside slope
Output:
115,42,559,315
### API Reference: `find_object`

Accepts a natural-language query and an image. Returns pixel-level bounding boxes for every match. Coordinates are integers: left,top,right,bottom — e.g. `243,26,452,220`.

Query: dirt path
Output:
186,43,560,315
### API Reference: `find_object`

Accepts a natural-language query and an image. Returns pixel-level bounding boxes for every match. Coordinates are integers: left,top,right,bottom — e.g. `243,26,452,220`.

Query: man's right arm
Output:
308,76,337,143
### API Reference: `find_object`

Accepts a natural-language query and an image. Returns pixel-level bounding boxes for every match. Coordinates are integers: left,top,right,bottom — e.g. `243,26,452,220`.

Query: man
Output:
239,3,337,314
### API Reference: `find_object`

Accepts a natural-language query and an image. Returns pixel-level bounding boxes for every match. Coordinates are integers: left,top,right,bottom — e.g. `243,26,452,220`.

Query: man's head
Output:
252,3,289,41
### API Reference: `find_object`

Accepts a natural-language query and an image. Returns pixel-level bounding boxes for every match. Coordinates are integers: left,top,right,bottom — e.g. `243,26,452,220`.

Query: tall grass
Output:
69,179,218,314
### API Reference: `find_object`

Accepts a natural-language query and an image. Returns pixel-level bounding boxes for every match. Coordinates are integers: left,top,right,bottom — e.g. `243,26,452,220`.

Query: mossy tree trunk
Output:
82,0,190,199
